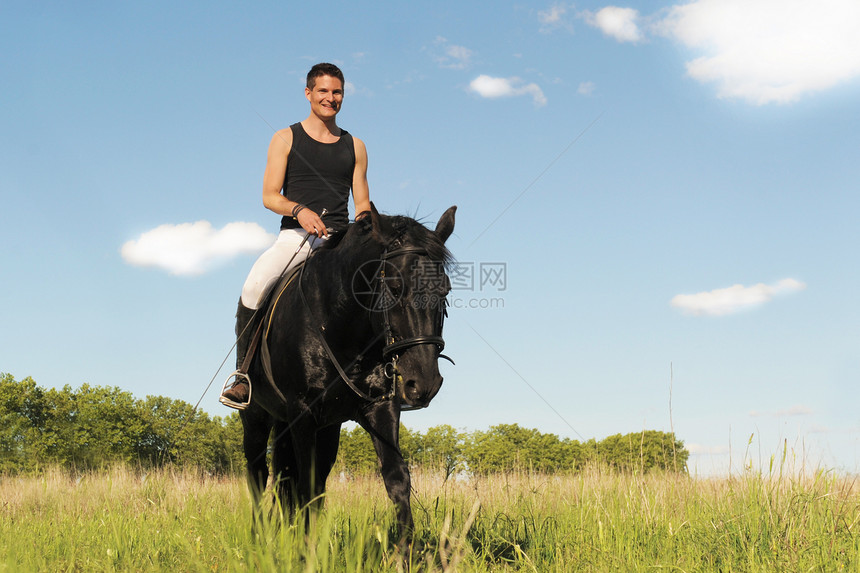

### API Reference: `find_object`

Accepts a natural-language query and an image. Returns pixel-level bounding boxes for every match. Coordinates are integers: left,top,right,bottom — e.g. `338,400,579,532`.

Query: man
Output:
220,62,371,409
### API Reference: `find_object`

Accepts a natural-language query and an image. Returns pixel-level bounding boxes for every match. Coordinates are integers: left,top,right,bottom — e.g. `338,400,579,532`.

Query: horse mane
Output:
319,214,453,266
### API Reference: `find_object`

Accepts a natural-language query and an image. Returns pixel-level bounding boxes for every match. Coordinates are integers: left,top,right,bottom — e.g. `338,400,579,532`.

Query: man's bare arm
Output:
352,137,371,219
262,129,293,215
262,128,327,236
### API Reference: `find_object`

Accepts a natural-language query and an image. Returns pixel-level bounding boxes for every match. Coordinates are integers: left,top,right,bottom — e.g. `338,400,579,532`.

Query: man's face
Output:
306,75,344,120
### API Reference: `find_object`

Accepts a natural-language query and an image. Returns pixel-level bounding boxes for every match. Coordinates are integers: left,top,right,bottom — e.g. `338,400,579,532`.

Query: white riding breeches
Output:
241,228,326,309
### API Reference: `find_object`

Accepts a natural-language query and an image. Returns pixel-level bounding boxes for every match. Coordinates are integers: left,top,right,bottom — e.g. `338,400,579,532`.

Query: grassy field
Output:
2,465,859,572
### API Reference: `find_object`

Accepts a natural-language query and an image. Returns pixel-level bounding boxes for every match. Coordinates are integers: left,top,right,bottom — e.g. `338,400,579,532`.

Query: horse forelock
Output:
386,215,453,266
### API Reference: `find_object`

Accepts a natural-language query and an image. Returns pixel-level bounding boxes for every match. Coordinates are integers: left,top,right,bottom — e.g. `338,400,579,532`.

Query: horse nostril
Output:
404,379,418,396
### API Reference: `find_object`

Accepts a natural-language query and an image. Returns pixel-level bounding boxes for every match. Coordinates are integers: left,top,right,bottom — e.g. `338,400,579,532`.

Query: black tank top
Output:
280,122,355,232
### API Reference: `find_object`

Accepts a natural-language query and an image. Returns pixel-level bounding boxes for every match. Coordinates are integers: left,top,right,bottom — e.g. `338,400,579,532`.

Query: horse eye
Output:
385,278,403,296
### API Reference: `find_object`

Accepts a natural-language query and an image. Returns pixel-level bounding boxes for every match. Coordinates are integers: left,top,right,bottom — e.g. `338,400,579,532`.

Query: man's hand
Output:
296,208,328,237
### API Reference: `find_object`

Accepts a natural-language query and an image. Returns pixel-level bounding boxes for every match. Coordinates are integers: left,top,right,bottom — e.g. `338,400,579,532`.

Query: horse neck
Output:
303,240,381,332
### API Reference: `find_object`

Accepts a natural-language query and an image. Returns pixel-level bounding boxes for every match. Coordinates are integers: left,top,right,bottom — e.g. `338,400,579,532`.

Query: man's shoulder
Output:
269,127,295,152
336,129,363,155
351,135,366,155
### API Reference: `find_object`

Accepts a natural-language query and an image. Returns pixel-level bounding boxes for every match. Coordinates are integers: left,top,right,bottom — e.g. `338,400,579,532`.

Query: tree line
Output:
336,424,688,477
1,374,688,475
0,374,244,473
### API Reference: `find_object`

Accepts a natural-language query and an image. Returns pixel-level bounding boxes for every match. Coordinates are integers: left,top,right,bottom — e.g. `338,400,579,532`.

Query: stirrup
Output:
219,371,252,410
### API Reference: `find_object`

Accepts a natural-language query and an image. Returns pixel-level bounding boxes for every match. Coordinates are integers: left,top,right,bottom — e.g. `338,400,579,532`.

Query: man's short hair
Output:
307,63,345,90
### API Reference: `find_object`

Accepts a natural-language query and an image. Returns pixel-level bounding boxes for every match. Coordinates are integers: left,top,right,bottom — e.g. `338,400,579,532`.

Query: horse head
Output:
362,203,457,409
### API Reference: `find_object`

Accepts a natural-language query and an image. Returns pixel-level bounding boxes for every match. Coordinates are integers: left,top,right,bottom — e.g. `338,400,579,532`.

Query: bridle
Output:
375,245,454,410
378,246,448,358
299,241,452,409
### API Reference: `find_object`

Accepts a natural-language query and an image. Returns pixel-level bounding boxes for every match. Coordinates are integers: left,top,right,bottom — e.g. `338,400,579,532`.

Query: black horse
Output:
239,204,456,544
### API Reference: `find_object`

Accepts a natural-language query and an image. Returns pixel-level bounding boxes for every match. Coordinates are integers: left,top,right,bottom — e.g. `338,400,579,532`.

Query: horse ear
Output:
369,201,385,242
435,206,457,243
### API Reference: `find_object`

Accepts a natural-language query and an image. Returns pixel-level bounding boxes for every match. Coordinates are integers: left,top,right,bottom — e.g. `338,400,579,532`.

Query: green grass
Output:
2,465,859,571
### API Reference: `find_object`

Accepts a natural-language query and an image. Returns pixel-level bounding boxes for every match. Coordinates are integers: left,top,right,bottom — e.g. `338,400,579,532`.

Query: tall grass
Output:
2,465,859,571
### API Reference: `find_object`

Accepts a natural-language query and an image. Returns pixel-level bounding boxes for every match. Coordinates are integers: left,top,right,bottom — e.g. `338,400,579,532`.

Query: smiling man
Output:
221,62,371,409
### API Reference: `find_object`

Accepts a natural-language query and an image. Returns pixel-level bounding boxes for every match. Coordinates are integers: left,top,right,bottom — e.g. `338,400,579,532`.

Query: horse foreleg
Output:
313,423,342,500
271,420,299,521
359,407,414,547
286,417,321,527
240,409,272,534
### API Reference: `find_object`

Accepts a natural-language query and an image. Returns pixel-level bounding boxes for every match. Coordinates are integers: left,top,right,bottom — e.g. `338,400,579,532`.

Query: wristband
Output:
292,204,306,219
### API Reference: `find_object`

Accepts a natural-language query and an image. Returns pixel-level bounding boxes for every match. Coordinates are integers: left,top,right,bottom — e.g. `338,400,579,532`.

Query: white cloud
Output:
750,405,813,417
584,6,643,43
468,75,547,106
656,0,860,104
539,4,566,24
776,405,813,417
538,3,575,33
121,221,275,276
687,443,730,455
432,37,473,70
578,81,596,95
445,45,468,58
670,278,806,317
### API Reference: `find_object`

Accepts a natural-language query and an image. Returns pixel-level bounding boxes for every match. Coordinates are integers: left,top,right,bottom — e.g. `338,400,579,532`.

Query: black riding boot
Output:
220,300,257,409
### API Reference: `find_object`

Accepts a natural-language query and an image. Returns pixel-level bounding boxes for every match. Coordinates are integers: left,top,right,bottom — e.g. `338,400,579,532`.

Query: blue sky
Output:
3,0,859,476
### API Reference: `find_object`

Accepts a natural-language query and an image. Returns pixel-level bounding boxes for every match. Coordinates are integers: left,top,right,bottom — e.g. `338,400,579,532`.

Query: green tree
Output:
0,374,47,472
463,424,581,474
398,424,421,467
1,373,688,477
221,412,246,473
335,426,378,475
0,374,246,474
334,424,426,476
414,425,464,479
598,431,688,473
138,395,235,473
38,384,147,470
